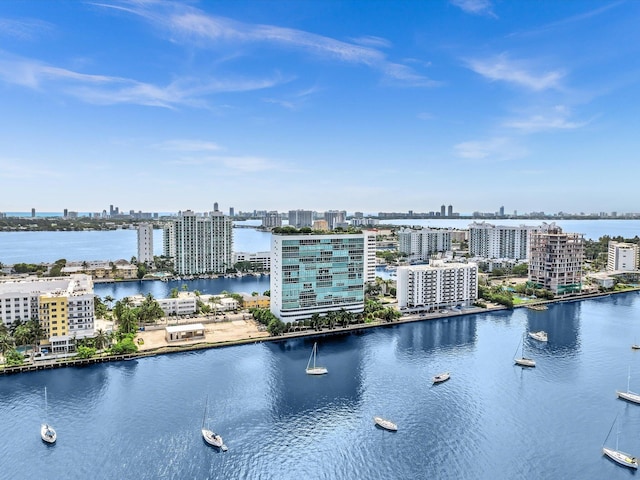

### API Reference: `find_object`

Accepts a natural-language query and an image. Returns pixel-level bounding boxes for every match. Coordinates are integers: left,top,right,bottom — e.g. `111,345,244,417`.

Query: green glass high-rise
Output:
271,233,365,321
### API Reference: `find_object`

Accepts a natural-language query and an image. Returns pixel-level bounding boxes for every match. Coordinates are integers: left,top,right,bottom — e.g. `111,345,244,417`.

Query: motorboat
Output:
373,416,398,431
528,331,548,342
432,372,450,384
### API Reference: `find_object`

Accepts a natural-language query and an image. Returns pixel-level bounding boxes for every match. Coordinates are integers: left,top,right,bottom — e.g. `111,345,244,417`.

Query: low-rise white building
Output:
396,261,478,312
0,274,95,353
233,252,271,271
607,241,639,272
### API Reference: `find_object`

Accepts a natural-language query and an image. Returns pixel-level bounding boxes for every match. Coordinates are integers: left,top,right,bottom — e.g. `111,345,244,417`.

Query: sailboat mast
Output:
628,366,631,393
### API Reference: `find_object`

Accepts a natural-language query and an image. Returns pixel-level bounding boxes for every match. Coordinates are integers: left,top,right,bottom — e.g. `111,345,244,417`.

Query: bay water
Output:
2,294,640,479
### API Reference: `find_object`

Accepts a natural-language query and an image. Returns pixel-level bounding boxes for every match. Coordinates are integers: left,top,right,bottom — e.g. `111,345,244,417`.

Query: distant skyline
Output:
1,1,639,213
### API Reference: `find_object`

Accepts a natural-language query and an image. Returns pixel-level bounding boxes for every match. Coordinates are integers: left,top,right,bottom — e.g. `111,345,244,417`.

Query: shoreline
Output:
1,287,637,376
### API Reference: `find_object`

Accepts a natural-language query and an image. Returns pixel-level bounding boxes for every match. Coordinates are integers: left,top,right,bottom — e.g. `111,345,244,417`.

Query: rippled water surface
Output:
3,294,640,479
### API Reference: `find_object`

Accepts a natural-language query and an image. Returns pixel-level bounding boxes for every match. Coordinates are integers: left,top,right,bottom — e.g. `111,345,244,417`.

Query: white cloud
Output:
153,140,222,152
454,137,528,162
466,53,564,91
350,35,392,49
99,1,436,87
450,0,497,18
0,17,53,40
503,105,589,132
0,51,286,107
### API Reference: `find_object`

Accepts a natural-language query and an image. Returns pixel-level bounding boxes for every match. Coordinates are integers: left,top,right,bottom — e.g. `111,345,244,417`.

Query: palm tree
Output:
0,332,14,355
26,319,45,355
13,324,32,349
93,329,109,351
104,295,115,310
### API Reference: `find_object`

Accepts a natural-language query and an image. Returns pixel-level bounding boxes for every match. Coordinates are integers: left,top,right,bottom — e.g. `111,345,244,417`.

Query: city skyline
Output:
1,1,639,212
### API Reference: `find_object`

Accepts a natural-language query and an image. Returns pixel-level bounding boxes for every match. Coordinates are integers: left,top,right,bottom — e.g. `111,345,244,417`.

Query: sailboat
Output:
617,367,640,404
602,414,638,469
40,387,56,444
514,334,535,368
201,396,227,451
306,342,328,375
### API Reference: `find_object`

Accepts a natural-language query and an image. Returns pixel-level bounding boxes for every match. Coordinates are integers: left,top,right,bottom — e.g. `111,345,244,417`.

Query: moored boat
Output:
432,372,450,384
373,416,398,431
514,335,536,368
528,331,548,342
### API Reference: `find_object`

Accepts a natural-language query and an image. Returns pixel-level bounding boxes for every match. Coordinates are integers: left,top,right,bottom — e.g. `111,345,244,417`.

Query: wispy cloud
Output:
0,51,285,107
466,53,564,91
350,35,392,49
504,106,589,132
450,0,497,18
454,137,528,162
98,1,437,87
165,154,286,173
0,17,53,40
262,85,322,110
153,140,222,152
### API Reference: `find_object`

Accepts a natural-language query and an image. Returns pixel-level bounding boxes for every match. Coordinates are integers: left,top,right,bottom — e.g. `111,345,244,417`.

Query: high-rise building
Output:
288,210,313,228
270,232,365,321
324,210,347,229
440,205,446,217
163,210,233,275
397,228,452,261
262,211,282,229
499,206,505,216
468,222,540,260
229,207,234,217
396,261,478,311
607,241,639,272
364,230,377,284
31,208,35,218
0,274,95,353
137,223,154,264
213,202,219,212
528,224,584,295
447,205,453,217
63,209,68,217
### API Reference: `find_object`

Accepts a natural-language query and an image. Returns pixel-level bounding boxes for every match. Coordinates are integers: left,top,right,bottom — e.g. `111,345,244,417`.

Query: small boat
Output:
632,344,640,350
514,334,535,368
432,372,450,384
528,331,548,342
201,396,227,451
373,416,398,431
602,414,638,469
617,367,640,404
40,387,56,444
305,342,328,375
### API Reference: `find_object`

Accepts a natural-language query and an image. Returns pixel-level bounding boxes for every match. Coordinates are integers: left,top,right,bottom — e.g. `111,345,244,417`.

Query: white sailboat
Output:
201,396,227,451
617,367,640,404
306,342,328,375
514,334,536,368
602,414,638,469
40,387,56,444
373,416,398,431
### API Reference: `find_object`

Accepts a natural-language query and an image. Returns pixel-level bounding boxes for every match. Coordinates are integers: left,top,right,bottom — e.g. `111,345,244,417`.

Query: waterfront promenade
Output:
2,287,630,376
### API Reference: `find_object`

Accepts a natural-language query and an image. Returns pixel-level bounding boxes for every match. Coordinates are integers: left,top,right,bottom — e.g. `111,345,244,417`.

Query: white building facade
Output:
607,241,639,272
364,230,377,284
233,251,271,271
396,261,478,312
397,228,452,261
0,275,95,353
137,223,154,264
468,222,539,260
163,210,233,275
270,233,365,322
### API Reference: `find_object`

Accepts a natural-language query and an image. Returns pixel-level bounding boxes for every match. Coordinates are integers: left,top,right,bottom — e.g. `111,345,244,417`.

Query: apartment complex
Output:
233,251,271,271
137,223,154,264
0,275,95,353
607,241,639,272
364,230,377,284
270,232,366,321
396,261,478,311
397,228,452,261
288,210,313,228
261,211,282,229
163,210,233,275
468,221,540,260
528,225,584,295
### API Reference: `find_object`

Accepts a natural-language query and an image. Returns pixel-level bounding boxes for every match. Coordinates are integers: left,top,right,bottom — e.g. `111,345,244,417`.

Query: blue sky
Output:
1,0,639,215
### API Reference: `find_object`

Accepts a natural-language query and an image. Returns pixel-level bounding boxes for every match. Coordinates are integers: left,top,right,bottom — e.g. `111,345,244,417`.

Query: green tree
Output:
76,345,96,359
4,349,24,366
137,293,164,325
170,287,179,298
93,329,110,350
0,332,15,355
